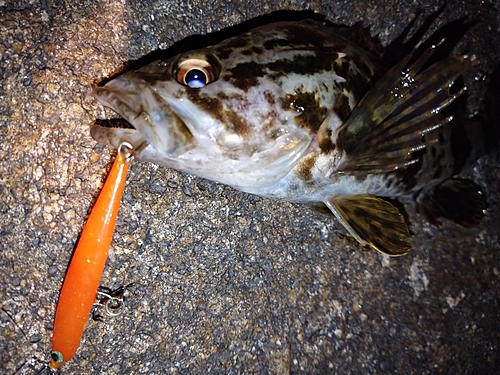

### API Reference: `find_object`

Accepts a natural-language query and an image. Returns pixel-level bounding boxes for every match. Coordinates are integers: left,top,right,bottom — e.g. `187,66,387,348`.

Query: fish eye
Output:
51,350,64,364
185,68,209,88
175,58,218,88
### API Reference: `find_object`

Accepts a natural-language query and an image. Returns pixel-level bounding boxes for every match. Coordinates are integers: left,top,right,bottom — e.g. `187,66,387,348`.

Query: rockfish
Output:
92,20,496,256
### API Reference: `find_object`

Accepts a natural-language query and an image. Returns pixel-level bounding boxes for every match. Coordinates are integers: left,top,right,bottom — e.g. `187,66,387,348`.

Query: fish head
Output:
93,22,356,190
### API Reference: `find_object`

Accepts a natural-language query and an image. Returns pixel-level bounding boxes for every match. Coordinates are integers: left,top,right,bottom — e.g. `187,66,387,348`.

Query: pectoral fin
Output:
417,178,487,227
336,42,476,174
325,195,412,256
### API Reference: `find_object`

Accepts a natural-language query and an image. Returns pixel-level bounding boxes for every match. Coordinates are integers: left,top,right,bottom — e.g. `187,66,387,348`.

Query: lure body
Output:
50,145,131,369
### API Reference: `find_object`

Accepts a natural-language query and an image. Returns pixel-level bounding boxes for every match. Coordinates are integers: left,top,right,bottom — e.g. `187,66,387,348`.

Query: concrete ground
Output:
1,0,499,374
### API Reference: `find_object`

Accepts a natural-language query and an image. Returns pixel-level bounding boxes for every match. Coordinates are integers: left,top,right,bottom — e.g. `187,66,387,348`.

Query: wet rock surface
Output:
1,0,499,374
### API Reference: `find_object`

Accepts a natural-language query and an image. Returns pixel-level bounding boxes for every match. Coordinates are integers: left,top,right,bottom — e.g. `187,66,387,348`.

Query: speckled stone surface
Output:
1,1,499,374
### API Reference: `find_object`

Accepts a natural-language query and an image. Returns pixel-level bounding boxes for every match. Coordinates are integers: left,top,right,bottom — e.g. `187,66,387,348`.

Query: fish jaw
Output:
94,71,196,158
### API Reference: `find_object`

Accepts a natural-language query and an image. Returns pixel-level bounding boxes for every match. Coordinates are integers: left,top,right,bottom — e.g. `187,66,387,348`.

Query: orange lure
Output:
50,143,133,369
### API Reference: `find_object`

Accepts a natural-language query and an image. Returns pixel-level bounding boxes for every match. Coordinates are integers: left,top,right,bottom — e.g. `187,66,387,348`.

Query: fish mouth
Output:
92,73,195,157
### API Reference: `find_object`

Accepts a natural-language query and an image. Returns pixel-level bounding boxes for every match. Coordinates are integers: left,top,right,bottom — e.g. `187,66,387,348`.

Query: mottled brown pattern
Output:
225,52,341,91
295,153,318,181
186,89,223,115
267,52,340,76
318,128,336,154
187,90,250,136
332,92,351,123
263,37,294,50
222,107,251,136
264,91,275,105
251,46,264,55
222,35,252,49
226,61,264,90
216,35,251,60
343,66,371,102
284,91,328,132
333,58,350,79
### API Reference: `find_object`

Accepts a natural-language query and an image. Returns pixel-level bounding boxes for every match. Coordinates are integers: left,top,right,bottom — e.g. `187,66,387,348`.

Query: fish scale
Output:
92,20,495,256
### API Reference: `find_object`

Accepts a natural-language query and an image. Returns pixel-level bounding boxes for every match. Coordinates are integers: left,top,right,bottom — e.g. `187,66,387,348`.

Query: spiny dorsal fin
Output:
335,42,477,174
325,195,412,256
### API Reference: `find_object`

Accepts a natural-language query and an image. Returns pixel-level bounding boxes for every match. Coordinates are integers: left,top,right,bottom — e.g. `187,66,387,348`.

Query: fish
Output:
50,142,133,369
91,20,497,256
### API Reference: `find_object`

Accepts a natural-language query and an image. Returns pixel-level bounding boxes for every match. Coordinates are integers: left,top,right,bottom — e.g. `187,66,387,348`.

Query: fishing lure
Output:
50,142,135,369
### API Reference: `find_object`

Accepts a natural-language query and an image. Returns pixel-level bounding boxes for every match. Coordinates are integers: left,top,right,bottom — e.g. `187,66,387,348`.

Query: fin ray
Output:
325,195,412,256
336,42,477,174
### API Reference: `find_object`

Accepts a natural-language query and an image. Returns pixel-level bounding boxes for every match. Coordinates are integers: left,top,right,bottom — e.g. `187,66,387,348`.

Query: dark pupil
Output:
51,351,63,363
185,69,207,88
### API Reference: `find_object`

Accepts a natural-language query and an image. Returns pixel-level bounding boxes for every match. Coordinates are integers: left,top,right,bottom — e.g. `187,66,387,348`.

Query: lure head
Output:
49,350,65,369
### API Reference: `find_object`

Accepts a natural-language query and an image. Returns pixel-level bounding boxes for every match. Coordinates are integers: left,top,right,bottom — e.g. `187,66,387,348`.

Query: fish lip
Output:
92,80,152,150
93,77,145,129
93,75,196,157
